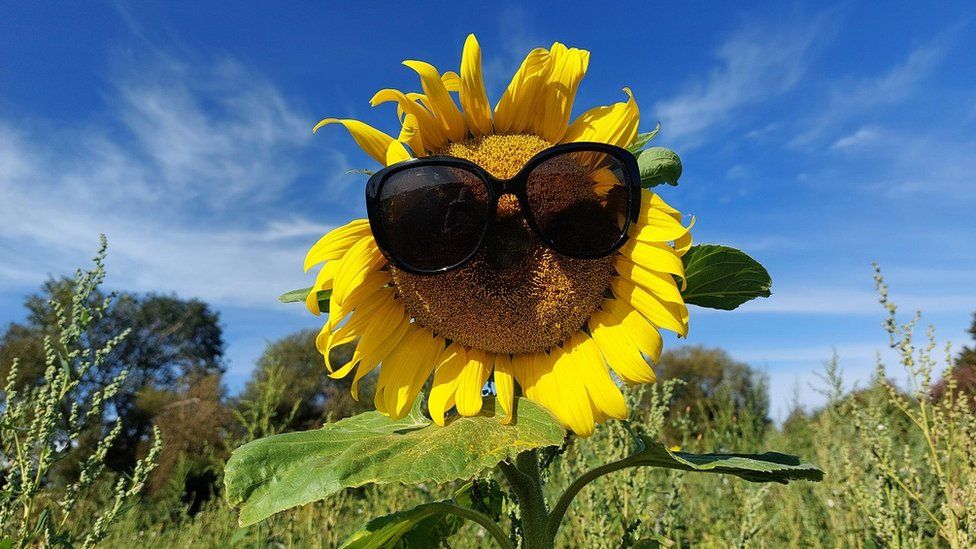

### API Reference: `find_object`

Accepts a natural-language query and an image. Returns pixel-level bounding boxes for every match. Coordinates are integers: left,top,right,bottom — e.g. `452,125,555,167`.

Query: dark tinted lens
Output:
378,165,490,272
525,150,632,257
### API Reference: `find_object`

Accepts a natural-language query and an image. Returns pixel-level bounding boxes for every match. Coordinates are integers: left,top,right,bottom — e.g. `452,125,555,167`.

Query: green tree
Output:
653,345,770,444
0,278,225,475
956,312,976,369
932,311,976,402
238,329,375,432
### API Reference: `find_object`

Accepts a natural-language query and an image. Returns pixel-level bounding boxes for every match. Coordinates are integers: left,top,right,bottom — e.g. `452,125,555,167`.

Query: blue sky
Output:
2,2,974,419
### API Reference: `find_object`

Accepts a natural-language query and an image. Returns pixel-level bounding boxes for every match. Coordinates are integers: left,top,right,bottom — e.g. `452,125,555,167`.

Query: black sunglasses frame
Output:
365,141,642,275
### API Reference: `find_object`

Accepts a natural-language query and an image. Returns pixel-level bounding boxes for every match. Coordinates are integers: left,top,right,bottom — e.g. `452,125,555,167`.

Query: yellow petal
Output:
377,327,443,419
306,260,340,315
615,259,685,306
331,237,385,308
385,140,412,166
304,219,371,272
631,195,693,243
610,277,688,337
455,348,493,416
515,352,557,420
428,343,467,426
620,239,685,282
398,113,425,156
402,60,467,142
494,47,551,134
325,266,389,330
441,71,460,92
563,88,639,148
371,88,447,150
565,332,628,420
674,227,694,257
349,312,411,398
493,354,515,424
549,345,595,436
325,289,401,374
459,34,493,137
589,309,657,384
312,118,396,166
603,297,664,363
648,191,681,218
322,284,392,352
532,43,590,143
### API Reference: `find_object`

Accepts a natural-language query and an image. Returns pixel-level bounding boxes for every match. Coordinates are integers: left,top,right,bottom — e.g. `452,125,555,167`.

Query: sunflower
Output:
305,35,693,436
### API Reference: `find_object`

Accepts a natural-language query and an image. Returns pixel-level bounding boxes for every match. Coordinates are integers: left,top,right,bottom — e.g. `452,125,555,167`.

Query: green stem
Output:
440,503,514,549
500,450,552,549
548,457,635,540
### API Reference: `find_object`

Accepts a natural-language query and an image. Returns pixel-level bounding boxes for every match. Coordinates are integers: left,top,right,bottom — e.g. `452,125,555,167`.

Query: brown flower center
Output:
391,134,613,354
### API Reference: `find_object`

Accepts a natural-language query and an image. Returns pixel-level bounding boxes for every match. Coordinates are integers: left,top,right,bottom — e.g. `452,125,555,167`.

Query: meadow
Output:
1,245,973,548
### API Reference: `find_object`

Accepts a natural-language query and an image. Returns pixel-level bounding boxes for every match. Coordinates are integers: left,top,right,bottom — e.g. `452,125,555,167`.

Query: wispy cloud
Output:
830,125,882,150
736,287,975,315
791,29,956,148
0,55,339,307
652,15,828,148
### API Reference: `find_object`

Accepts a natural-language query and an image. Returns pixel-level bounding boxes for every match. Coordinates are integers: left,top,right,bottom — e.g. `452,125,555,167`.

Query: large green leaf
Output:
278,286,331,309
681,245,772,310
225,398,565,526
635,147,682,187
627,437,822,484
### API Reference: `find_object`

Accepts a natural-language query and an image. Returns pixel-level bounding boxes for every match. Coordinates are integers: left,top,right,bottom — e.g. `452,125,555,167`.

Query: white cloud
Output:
791,32,953,148
0,55,343,307
830,125,881,150
736,287,976,315
652,16,826,148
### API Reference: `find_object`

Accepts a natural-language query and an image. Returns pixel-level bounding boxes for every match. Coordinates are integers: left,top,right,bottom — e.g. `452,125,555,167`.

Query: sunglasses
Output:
365,141,641,275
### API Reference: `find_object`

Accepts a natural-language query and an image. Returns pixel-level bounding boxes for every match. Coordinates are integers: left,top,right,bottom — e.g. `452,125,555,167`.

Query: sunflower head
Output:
304,35,693,436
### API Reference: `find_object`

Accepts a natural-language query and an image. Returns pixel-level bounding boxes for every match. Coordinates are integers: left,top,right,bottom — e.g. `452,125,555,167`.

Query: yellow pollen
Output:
392,134,614,355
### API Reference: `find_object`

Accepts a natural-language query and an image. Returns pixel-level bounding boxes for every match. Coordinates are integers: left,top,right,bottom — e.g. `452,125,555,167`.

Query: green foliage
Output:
655,345,770,441
681,245,772,310
626,123,661,154
620,438,822,484
237,329,373,433
0,274,225,480
0,237,162,547
635,147,682,187
339,483,508,549
224,398,566,526
278,286,331,310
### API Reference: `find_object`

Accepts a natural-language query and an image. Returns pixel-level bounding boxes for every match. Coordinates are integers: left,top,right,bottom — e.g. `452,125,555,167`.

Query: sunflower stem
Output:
500,449,553,549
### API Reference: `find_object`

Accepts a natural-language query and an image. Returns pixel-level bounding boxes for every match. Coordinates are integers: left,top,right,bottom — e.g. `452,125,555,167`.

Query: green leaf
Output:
681,245,772,310
627,437,823,484
225,398,565,526
277,287,331,309
636,147,682,187
339,500,466,549
627,123,661,154
340,482,491,549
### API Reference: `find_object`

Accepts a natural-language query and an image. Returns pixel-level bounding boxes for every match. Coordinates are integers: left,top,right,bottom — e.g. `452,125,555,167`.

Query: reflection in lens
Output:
379,165,490,272
525,150,631,257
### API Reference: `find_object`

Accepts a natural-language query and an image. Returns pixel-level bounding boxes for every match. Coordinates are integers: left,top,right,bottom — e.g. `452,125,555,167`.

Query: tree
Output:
145,374,234,512
237,329,375,433
653,345,771,443
956,312,976,369
932,312,976,402
0,278,225,475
